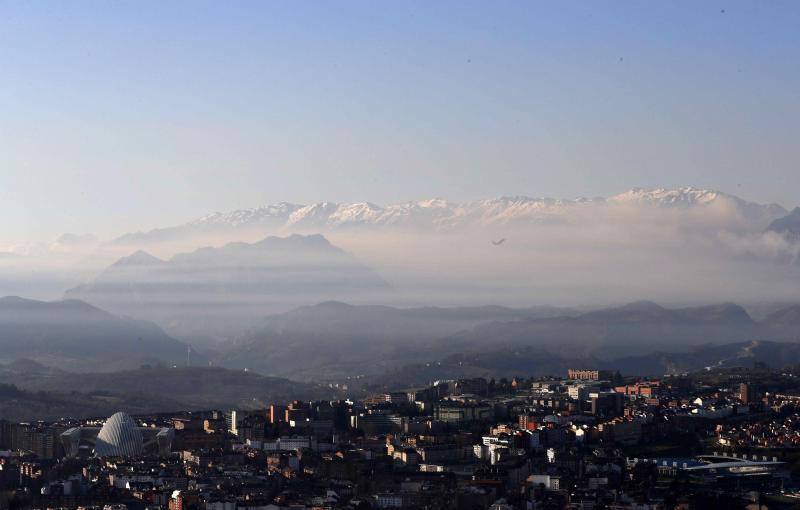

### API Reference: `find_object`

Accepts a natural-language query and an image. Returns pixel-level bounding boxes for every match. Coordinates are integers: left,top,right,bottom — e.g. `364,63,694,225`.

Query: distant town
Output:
3,364,800,509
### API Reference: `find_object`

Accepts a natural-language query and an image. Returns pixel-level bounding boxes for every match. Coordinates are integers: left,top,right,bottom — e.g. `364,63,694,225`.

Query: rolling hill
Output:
0,296,190,372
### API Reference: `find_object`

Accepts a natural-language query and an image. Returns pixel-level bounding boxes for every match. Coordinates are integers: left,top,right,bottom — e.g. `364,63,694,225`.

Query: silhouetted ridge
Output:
763,305,800,326
111,250,165,267
0,296,190,372
66,234,392,340
767,207,800,240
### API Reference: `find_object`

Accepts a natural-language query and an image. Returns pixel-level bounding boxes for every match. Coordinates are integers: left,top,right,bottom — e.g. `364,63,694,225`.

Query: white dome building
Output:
94,412,144,457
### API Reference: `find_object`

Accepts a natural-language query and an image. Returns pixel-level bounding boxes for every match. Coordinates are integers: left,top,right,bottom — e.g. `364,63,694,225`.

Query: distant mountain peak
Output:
416,198,450,208
0,295,39,308
767,207,800,240
610,187,724,206
308,300,357,311
681,302,754,323
169,233,342,264
618,300,666,312
112,250,164,267
254,233,333,248
66,233,391,340
109,187,788,245
763,304,800,325
187,202,303,227
0,296,189,372
0,295,109,317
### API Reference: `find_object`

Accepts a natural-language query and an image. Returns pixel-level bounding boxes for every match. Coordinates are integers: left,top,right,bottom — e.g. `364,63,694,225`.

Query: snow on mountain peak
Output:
111,187,787,245
328,202,384,226
189,202,302,227
416,198,450,209
287,202,343,226
609,186,724,206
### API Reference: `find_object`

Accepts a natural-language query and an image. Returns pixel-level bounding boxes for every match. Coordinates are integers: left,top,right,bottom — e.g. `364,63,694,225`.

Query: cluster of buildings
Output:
716,393,800,449
0,366,798,509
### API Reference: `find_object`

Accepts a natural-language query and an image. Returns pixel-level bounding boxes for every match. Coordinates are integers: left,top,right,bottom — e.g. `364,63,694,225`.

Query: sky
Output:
1,1,799,241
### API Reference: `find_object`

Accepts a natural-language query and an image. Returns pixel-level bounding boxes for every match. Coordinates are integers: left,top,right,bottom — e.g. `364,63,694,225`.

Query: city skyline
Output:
2,3,800,506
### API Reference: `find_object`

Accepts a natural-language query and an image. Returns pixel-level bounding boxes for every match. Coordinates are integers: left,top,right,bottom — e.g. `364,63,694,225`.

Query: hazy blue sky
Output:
1,1,799,240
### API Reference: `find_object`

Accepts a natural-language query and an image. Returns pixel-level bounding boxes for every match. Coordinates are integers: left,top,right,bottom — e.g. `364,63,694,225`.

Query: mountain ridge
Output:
216,299,800,380
109,187,789,245
767,207,800,241
0,296,191,372
67,234,392,341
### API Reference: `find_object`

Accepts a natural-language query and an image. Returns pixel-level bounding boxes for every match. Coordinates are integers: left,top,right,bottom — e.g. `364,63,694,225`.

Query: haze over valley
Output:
1,186,800,410
1,186,799,375
4,187,800,312
1,0,799,421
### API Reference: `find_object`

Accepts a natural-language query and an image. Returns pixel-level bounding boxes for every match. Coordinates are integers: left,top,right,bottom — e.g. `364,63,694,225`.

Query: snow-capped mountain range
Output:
111,187,789,245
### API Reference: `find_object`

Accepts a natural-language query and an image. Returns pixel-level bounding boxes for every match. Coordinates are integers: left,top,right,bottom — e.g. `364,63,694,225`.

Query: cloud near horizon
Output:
330,198,800,306
0,191,799,307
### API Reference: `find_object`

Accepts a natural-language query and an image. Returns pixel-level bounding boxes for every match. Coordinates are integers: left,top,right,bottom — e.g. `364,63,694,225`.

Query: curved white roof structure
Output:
94,412,144,458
